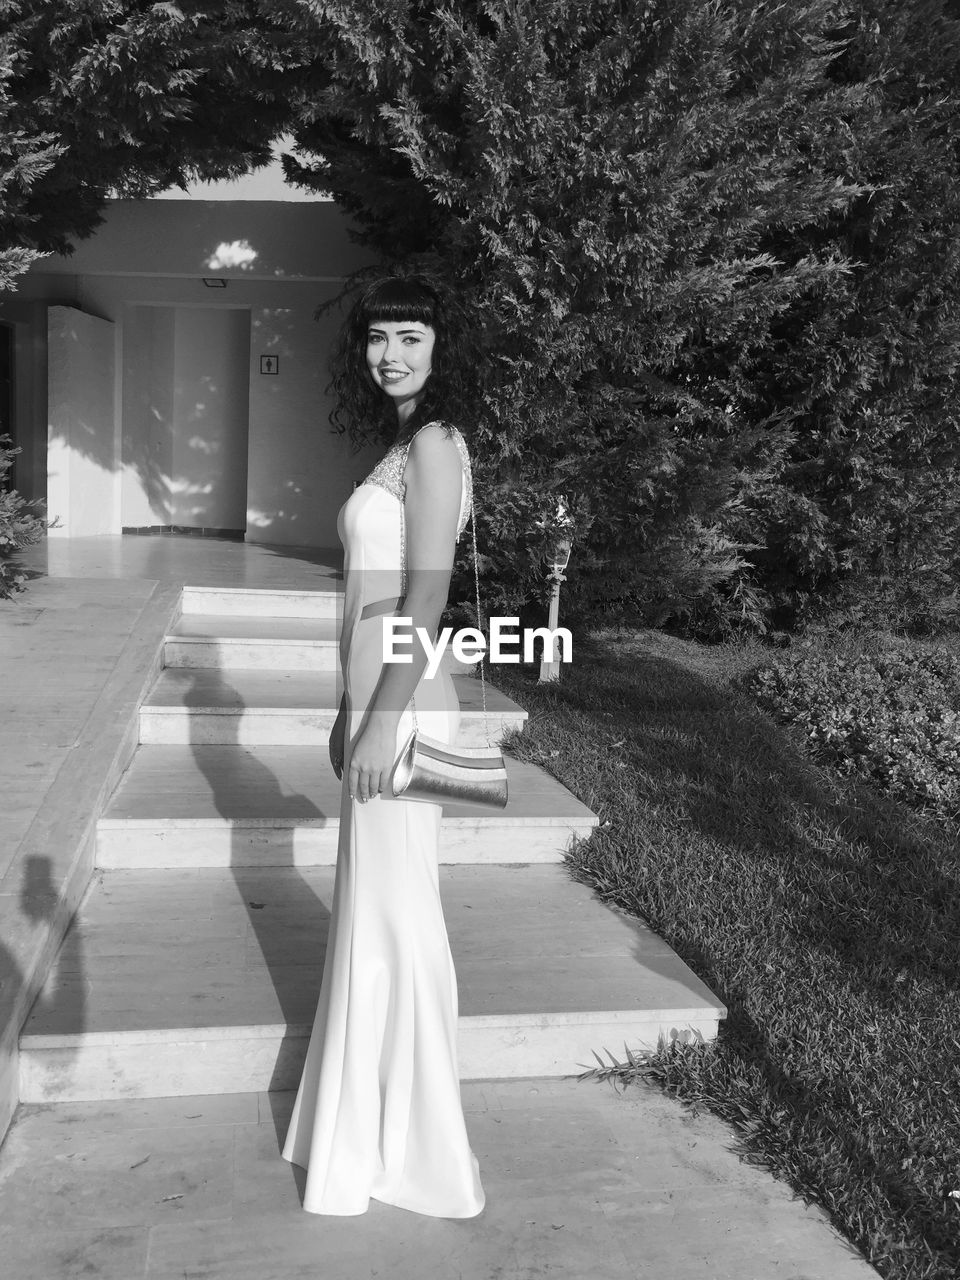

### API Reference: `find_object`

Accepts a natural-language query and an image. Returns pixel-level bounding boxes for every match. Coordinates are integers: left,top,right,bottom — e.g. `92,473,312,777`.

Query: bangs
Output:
357,277,438,328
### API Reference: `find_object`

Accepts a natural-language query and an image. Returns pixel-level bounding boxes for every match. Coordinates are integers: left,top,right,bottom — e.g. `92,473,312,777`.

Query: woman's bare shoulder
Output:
407,422,466,469
412,419,465,443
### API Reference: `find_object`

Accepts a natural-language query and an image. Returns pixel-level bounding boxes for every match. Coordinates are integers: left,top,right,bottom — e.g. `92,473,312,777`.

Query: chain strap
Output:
398,429,490,740
469,499,489,724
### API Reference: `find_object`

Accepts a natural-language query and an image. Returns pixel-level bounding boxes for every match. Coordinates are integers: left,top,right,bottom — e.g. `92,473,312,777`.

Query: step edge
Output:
166,636,339,647
96,815,599,830
140,705,526,719
142,706,339,717
182,587,341,598
21,1007,726,1050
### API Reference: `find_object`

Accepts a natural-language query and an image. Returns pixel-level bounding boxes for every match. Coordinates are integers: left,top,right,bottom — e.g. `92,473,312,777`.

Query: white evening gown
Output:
282,424,485,1218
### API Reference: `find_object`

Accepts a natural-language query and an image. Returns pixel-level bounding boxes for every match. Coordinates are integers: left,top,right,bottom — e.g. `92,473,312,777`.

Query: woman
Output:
282,274,486,1219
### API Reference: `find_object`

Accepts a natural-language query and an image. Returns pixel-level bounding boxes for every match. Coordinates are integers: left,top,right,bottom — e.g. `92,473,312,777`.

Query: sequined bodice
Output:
363,422,472,539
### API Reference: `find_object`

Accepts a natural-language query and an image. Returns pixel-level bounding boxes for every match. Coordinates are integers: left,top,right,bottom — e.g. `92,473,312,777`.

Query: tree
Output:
0,435,45,595
272,0,960,634
0,0,299,278
0,36,56,292
3,1,958,632
739,0,960,630
275,0,895,632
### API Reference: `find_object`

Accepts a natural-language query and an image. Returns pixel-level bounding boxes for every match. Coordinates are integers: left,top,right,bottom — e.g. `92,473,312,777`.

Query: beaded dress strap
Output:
363,421,473,539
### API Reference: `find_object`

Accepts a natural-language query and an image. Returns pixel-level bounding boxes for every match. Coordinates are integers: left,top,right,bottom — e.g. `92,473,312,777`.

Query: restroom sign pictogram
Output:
260,355,279,375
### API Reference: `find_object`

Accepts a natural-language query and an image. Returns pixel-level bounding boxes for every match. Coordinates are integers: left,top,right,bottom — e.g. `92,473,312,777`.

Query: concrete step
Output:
19,865,727,1101
181,585,340,619
165,614,340,672
139,669,528,747
96,746,595,867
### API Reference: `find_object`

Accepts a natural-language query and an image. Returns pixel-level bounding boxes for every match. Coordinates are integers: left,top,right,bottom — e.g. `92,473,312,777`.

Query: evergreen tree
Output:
278,0,892,630
743,0,960,629
0,436,45,595
0,29,57,290
3,0,958,630
0,0,298,269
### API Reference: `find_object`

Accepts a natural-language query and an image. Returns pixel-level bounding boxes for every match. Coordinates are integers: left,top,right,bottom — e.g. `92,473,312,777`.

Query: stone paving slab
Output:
1,537,344,1145
19,865,725,1096
0,574,182,1141
22,865,718,1035
0,576,159,878
0,1079,880,1279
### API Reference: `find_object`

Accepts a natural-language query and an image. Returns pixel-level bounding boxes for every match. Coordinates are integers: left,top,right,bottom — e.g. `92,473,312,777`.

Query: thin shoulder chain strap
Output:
398,429,490,737
469,500,490,725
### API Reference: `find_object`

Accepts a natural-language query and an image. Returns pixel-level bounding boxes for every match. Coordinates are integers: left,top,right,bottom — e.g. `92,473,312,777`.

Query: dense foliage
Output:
278,0,960,633
748,640,960,820
1,1,958,631
0,437,45,596
0,0,296,272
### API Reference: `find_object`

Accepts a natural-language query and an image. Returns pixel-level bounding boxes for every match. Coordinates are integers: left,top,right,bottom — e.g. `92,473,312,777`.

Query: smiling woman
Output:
366,319,435,420
328,274,476,448
281,274,486,1219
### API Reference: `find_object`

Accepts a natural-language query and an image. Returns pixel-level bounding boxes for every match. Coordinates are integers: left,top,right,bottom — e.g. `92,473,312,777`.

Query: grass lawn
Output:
494,629,960,1280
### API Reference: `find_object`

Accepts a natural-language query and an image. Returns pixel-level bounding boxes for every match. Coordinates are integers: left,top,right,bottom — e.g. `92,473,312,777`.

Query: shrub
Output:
0,436,46,597
747,640,960,821
282,0,960,637
283,0,877,633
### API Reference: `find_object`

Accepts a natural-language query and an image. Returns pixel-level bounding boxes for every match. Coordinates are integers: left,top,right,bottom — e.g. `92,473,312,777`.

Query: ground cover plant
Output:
494,632,960,1280
748,638,960,822
0,437,45,597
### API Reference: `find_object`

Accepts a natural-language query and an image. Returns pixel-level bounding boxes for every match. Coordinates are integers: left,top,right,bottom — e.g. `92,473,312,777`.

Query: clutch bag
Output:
391,729,509,809
390,426,508,812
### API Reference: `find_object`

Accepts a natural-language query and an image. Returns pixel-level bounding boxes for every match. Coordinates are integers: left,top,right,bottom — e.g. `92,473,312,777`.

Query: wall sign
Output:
260,355,279,375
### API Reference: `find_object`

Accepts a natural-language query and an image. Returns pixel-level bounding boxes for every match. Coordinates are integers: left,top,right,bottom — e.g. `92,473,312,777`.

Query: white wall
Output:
245,289,380,547
1,198,379,546
121,305,175,527
171,308,250,530
33,200,366,283
46,307,117,536
122,306,252,531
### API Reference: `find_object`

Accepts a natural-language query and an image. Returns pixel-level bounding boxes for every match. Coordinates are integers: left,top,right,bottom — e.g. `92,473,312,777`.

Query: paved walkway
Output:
1,1080,878,1280
0,536,881,1279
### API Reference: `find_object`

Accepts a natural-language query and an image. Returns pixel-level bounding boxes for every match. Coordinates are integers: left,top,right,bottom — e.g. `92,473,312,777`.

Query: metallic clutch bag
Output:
387,427,509,811
391,729,509,809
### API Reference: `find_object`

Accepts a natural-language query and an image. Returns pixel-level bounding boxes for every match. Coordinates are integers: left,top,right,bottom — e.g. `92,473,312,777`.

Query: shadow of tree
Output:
0,856,86,1091
500,639,960,1274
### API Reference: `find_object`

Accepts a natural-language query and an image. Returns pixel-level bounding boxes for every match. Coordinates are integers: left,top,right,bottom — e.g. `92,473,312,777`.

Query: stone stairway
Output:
18,585,726,1104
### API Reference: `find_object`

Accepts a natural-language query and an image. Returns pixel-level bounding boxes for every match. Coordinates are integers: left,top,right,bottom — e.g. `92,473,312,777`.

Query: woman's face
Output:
365,318,436,414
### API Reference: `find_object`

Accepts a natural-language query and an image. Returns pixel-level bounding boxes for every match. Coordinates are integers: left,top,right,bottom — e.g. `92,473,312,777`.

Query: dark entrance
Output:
0,323,14,490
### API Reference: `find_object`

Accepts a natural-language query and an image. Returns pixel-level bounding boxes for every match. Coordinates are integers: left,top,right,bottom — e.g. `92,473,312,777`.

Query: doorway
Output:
0,323,14,491
122,306,251,534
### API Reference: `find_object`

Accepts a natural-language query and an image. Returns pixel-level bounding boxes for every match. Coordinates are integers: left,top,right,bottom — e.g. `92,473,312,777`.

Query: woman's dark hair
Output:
329,273,477,447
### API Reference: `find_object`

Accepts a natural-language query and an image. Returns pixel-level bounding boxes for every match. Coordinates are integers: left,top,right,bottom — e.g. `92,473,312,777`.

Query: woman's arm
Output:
347,424,464,803
329,693,347,779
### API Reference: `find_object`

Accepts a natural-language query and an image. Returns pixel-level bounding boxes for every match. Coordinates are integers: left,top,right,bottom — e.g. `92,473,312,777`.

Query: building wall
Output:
0,199,380,547
121,305,252,531
245,289,358,545
46,306,117,536
172,306,251,531
121,305,176,527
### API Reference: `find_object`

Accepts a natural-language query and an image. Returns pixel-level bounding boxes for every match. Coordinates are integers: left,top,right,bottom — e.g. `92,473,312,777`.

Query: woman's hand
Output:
328,701,346,780
348,717,399,804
